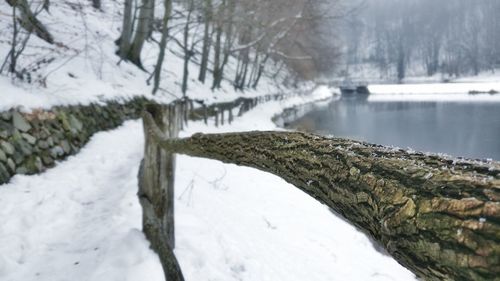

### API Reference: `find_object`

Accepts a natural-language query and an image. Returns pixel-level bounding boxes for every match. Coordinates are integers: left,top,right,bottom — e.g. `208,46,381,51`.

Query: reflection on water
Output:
289,98,500,160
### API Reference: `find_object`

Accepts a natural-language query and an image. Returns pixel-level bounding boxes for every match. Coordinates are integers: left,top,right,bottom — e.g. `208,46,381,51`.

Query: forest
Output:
339,0,500,81
1,0,343,95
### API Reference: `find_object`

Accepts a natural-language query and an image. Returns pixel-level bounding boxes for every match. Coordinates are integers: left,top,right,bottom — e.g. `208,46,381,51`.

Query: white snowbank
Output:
368,93,500,103
367,82,500,102
369,82,500,95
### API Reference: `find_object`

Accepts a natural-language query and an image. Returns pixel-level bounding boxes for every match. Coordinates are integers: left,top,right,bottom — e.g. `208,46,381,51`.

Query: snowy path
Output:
0,90,416,281
0,121,164,281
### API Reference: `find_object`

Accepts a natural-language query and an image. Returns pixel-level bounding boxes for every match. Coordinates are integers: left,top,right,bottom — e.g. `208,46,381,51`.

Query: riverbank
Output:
290,86,500,161
363,81,500,103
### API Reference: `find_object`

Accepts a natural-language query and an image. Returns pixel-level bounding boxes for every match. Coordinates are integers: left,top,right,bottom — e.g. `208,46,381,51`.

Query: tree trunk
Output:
198,0,212,83
9,5,18,73
211,0,225,90
247,53,259,88
216,0,235,88
211,21,223,90
151,0,172,95
397,39,405,82
117,0,134,60
127,0,155,68
252,55,269,89
6,0,54,44
143,113,500,281
181,0,194,96
91,0,101,9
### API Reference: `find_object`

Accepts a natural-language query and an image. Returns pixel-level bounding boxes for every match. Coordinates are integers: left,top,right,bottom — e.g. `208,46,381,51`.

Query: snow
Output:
368,93,500,103
0,88,416,281
0,120,164,281
0,1,289,112
368,82,500,102
369,82,500,95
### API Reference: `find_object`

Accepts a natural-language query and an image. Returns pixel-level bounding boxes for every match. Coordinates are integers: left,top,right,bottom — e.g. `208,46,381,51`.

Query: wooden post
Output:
228,108,233,124
178,102,184,130
139,104,184,280
189,99,194,117
203,104,208,125
183,101,189,127
238,103,245,117
221,108,225,126
215,107,219,127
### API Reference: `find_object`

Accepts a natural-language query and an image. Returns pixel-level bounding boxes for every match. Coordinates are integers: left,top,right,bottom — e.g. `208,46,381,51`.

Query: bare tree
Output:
117,0,155,68
1,0,50,77
5,0,54,44
339,0,500,79
151,0,173,95
198,0,213,83
117,0,134,60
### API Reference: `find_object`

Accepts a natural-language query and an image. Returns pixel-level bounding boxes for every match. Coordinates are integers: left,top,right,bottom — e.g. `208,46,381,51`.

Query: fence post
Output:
139,104,184,281
183,101,189,127
229,108,233,124
215,107,219,127
203,104,208,125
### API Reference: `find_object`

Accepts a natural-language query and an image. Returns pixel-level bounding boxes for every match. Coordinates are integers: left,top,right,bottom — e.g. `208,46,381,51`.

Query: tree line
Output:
340,0,500,80
2,0,343,95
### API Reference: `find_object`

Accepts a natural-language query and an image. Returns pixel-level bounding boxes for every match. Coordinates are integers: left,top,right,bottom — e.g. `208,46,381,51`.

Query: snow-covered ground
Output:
367,81,500,102
368,93,500,103
369,82,500,95
0,87,416,281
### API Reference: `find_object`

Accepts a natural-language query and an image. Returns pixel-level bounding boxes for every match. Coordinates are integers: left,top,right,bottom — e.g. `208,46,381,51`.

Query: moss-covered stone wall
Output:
0,93,287,185
0,97,150,184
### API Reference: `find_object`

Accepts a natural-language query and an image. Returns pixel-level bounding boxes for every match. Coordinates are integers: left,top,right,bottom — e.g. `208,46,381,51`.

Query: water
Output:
288,97,500,160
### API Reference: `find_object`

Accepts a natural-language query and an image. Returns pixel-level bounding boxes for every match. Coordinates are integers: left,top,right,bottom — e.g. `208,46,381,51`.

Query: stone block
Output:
12,111,32,132
1,141,15,155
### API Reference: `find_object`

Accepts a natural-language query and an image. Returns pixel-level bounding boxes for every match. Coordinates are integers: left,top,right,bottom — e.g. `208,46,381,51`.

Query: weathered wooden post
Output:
238,101,247,117
178,102,184,131
221,108,225,126
228,108,234,124
214,107,219,127
139,104,184,281
203,104,208,125
183,101,189,127
189,99,194,119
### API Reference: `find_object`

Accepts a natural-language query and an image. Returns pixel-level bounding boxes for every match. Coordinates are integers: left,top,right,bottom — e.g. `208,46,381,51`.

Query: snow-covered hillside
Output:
0,1,288,112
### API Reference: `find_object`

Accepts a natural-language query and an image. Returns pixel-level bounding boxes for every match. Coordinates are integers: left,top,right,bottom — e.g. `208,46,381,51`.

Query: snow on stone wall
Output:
0,98,150,184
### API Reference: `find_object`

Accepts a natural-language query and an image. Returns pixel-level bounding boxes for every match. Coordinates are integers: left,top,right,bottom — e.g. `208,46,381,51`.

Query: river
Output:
287,95,500,161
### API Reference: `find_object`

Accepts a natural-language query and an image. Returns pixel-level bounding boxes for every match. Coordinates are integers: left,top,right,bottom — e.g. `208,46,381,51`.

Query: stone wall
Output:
0,94,284,185
0,97,150,184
